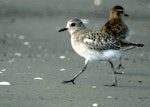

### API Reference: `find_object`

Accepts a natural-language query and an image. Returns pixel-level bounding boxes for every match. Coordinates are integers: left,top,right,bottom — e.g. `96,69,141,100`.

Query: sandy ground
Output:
0,0,150,107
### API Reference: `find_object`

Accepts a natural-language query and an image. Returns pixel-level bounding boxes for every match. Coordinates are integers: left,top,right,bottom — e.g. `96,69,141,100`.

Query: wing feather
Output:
82,31,121,51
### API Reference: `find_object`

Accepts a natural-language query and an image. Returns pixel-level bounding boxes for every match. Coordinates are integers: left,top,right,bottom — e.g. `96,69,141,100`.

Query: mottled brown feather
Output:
100,5,129,40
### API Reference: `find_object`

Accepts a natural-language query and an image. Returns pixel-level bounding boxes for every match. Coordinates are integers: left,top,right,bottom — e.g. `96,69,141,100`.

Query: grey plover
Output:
100,5,129,71
59,18,144,86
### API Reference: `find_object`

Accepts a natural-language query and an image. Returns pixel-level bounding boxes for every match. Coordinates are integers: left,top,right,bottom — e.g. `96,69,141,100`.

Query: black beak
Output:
124,13,129,17
58,28,68,32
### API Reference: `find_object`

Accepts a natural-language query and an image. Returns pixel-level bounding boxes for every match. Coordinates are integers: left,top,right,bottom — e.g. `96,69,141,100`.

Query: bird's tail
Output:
120,40,144,47
120,40,144,51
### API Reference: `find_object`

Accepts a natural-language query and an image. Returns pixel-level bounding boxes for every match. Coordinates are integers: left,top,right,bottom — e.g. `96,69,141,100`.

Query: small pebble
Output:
60,68,66,71
93,0,102,6
107,96,113,99
24,42,29,46
92,103,99,107
1,69,6,72
0,81,11,85
14,53,22,56
9,59,15,63
34,77,43,80
18,35,25,40
92,86,97,88
59,56,66,59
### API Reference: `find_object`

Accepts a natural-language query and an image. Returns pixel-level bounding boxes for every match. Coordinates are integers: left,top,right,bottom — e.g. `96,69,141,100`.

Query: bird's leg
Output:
62,60,88,84
116,57,124,69
116,57,125,74
105,61,117,86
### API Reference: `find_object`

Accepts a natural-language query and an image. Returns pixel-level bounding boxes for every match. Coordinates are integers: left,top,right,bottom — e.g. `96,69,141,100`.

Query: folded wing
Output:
82,31,121,51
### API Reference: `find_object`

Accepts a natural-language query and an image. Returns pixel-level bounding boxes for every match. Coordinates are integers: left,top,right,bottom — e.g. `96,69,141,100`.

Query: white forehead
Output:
66,19,82,27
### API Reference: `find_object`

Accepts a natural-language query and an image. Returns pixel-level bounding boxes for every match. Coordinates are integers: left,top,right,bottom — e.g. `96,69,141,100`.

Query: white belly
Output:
81,49,122,61
71,41,122,62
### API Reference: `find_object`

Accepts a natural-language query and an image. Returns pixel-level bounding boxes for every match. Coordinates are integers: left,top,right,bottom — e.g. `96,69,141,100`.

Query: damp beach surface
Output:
0,0,150,107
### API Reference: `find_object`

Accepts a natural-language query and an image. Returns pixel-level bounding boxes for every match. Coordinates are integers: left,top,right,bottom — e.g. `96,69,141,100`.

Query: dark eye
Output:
70,23,76,27
117,11,123,15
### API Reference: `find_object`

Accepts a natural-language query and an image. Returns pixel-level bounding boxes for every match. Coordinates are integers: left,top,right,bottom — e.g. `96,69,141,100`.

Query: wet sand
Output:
0,0,150,107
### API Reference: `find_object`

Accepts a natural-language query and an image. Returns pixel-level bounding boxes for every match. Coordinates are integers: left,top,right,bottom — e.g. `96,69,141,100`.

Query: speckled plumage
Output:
100,5,130,41
74,30,121,51
58,18,144,86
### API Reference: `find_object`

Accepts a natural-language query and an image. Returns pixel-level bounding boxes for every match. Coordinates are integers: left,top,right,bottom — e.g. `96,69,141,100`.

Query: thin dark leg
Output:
62,60,88,84
116,57,125,71
105,61,117,86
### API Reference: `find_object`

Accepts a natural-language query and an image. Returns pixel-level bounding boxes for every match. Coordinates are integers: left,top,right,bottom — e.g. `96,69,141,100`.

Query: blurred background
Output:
0,0,150,107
